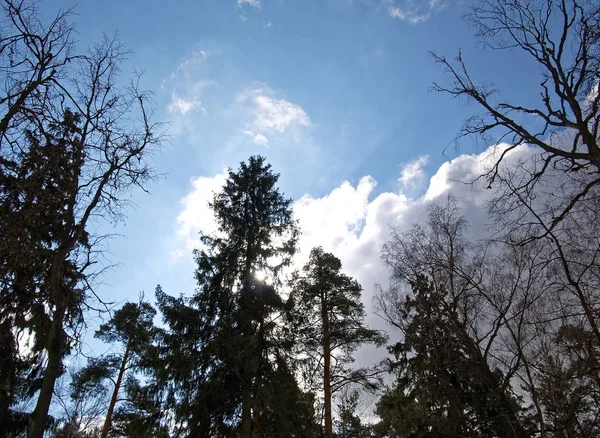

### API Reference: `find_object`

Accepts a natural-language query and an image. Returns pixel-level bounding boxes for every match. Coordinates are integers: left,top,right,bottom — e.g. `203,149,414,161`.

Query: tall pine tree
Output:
292,247,386,438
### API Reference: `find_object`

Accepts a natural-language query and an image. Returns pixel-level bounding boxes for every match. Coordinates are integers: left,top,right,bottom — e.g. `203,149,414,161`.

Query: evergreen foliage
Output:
156,156,305,437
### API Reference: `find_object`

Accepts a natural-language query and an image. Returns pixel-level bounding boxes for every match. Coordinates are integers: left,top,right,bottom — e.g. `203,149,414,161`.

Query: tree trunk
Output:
27,302,65,438
28,255,67,438
101,337,132,438
252,319,264,438
242,383,252,438
251,396,261,438
322,294,333,438
0,71,47,140
241,202,255,438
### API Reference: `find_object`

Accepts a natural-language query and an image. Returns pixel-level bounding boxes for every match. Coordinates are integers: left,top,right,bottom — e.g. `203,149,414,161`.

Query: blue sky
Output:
37,0,545,354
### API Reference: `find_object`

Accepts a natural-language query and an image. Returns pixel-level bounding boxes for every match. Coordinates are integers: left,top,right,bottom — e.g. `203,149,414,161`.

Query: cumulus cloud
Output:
399,155,429,189
171,142,533,272
289,143,538,375
237,0,261,8
169,143,536,369
171,170,228,261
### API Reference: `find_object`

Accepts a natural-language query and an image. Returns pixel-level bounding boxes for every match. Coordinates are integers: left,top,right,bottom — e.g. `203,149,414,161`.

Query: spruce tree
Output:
376,276,527,438
156,156,301,437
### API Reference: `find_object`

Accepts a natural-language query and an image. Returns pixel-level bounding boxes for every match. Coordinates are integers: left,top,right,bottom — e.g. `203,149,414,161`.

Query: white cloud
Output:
387,0,442,24
163,48,218,136
252,93,311,133
171,143,532,271
389,6,406,19
169,143,537,367
172,170,229,260
238,87,311,143
294,176,387,259
172,49,209,79
168,94,204,115
293,143,533,321
243,130,269,146
238,0,261,8
399,155,429,189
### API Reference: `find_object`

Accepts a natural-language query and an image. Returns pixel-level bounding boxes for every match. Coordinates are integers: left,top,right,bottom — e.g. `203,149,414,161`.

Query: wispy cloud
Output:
243,130,269,146
387,0,443,24
237,0,261,8
162,48,217,134
399,155,429,189
171,49,209,79
168,94,204,115
238,87,311,144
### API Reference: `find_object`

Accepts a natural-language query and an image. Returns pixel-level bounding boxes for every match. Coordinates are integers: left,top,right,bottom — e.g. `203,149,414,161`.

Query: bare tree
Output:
431,2,600,423
0,0,76,148
376,199,599,436
51,367,107,438
0,2,164,437
432,0,600,232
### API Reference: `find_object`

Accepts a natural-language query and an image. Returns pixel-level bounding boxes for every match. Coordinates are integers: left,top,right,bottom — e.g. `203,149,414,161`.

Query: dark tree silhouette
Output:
156,156,302,437
0,2,163,436
432,0,600,232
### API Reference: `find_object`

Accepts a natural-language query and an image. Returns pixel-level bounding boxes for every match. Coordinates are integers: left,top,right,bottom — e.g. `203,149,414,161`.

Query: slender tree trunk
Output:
241,204,256,438
28,302,65,438
252,319,264,438
101,337,132,438
322,293,333,438
242,383,252,438
28,255,67,438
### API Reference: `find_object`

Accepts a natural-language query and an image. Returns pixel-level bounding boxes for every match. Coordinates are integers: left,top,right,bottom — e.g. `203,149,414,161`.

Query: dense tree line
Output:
1,0,599,436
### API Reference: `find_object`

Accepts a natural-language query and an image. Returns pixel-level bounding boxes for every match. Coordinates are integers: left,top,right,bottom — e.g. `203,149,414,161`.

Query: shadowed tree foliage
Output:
109,374,170,438
52,299,164,438
536,325,600,437
1,111,91,436
335,388,371,438
257,357,319,437
93,299,160,438
374,198,600,436
156,156,303,437
292,247,386,438
376,276,527,438
0,1,163,436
